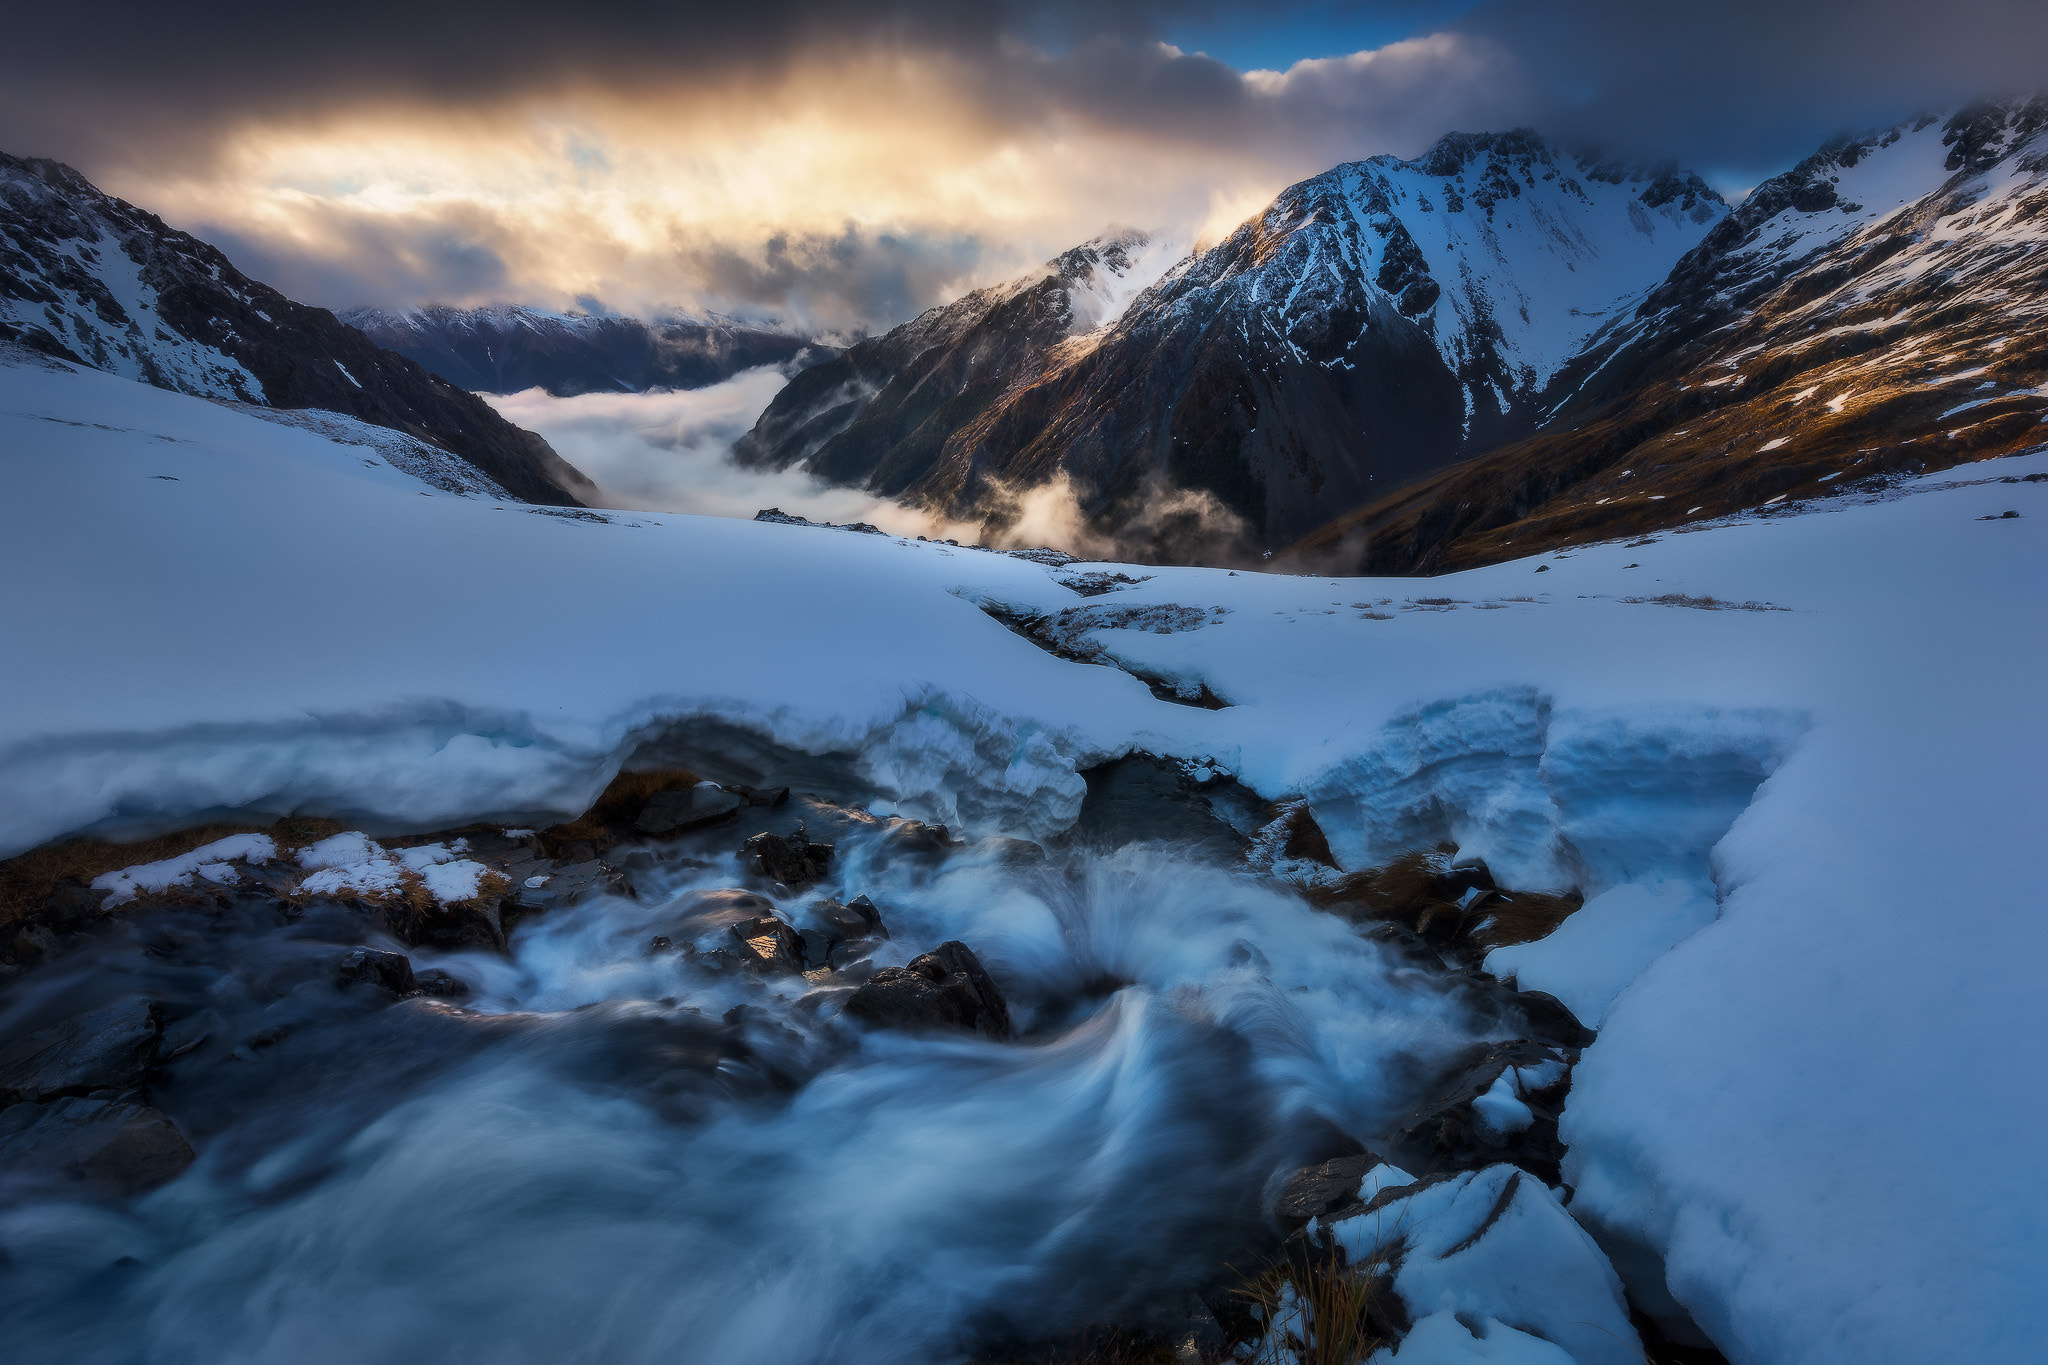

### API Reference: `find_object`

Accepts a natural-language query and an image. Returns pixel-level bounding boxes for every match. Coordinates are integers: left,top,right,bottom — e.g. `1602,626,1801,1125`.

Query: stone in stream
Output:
635,782,744,836
0,1096,194,1198
742,829,833,886
842,941,1011,1040
0,995,161,1101
337,946,417,994
1275,1150,1392,1232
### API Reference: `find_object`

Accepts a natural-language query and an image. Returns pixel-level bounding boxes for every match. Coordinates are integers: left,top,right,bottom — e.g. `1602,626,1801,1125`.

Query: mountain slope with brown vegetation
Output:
1293,98,2048,574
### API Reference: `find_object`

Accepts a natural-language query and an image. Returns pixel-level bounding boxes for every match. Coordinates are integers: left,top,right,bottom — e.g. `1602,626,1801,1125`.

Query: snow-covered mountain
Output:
342,304,826,398
0,153,595,506
736,134,1724,549
1302,97,2048,573
730,229,1176,496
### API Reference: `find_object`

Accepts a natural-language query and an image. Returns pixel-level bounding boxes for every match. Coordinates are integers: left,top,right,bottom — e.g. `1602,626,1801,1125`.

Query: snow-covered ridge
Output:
1231,128,1727,409
0,155,263,399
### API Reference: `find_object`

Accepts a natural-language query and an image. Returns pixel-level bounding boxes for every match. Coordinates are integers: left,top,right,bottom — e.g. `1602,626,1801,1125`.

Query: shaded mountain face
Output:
342,305,827,397
1297,97,2048,575
0,154,594,507
735,135,1724,554
730,230,1172,505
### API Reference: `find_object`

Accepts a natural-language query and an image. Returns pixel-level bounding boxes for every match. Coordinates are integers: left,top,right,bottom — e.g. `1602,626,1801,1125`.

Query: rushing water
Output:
0,794,1529,1364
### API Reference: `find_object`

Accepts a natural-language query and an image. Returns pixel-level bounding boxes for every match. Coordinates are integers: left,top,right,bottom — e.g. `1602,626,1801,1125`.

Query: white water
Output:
0,811,1530,1365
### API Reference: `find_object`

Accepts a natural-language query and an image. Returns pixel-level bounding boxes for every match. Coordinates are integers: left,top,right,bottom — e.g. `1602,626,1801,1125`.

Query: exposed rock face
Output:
731,230,1163,506
737,137,1722,553
342,304,826,397
0,153,595,506
843,940,1012,1039
1301,97,2048,573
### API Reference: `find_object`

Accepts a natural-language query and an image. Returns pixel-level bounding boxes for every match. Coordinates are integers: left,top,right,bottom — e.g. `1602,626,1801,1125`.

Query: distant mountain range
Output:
342,305,827,398
1298,97,2048,572
736,133,1727,555
737,99,2048,567
8,95,2044,563
0,154,594,506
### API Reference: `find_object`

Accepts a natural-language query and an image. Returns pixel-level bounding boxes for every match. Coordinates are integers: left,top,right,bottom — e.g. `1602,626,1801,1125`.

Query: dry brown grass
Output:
1466,890,1584,950
0,815,345,931
1235,1228,1400,1365
538,767,700,854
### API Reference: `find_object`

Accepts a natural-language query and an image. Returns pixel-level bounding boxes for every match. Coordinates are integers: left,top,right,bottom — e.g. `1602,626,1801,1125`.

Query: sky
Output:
5,1,2044,335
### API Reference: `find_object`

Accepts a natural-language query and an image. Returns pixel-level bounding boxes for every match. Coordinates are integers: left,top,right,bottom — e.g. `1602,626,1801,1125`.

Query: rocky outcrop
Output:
1297,97,2048,574
736,136,1722,555
341,305,825,397
0,153,595,506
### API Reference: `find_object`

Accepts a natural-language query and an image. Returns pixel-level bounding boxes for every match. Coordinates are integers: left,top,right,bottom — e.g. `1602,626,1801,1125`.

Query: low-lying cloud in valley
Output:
487,375,985,537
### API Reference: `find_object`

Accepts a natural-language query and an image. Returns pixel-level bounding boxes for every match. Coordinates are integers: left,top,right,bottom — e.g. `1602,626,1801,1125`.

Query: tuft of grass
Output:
1236,1227,1397,1365
0,815,345,931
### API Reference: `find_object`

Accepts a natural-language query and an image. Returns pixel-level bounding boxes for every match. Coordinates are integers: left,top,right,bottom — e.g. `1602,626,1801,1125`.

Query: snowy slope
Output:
2,353,2046,1362
0,153,595,505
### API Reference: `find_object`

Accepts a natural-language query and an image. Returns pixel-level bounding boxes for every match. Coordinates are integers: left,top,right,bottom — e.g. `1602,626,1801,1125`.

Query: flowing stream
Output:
0,789,1542,1364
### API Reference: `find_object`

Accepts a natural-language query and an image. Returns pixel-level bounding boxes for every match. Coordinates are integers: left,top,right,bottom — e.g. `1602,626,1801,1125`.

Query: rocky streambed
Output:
0,759,1709,1364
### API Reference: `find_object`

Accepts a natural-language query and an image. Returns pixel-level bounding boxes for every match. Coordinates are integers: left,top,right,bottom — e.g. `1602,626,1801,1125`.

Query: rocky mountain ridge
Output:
343,304,826,397
1298,96,2048,573
736,132,1726,552
0,154,594,506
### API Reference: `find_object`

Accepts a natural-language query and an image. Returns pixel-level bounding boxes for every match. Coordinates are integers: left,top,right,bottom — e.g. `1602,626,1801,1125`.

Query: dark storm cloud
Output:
7,0,2042,180
1458,0,2048,177
8,0,2042,329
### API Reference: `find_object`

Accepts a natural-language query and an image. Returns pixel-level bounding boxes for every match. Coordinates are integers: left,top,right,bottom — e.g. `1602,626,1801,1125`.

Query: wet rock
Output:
0,1096,194,1198
729,915,805,973
337,947,417,994
635,782,744,835
381,893,507,954
1385,1039,1573,1183
797,894,889,970
411,968,470,999
0,995,161,1101
742,829,833,886
505,858,628,915
659,889,805,974
1071,754,1259,859
1276,1150,1389,1232
729,783,791,808
843,940,1012,1040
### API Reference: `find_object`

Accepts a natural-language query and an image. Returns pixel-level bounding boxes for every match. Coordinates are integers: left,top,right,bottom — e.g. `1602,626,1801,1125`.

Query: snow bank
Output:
1485,880,1719,1027
4,354,2047,1362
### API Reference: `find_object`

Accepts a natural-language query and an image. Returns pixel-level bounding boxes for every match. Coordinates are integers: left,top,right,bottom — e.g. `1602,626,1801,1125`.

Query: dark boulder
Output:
0,995,160,1101
1385,1039,1574,1184
0,1096,194,1198
635,783,744,836
800,894,890,969
743,829,833,886
843,941,1012,1040
1275,1150,1388,1231
337,947,417,994
659,889,805,974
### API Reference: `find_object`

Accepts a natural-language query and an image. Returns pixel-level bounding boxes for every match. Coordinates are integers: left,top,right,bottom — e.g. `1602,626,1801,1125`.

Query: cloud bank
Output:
4,1,2044,333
